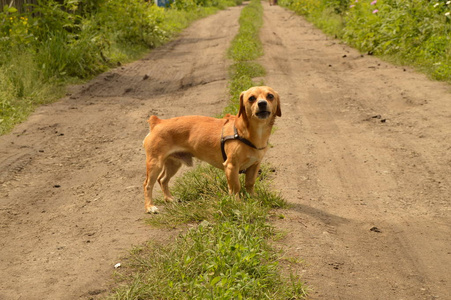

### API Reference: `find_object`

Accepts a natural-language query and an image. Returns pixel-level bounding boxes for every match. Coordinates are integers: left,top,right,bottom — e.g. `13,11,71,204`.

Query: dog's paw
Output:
164,197,175,203
146,206,159,214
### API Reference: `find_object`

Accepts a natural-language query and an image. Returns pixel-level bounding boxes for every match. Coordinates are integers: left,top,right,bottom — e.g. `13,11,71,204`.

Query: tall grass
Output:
0,0,239,134
279,0,451,82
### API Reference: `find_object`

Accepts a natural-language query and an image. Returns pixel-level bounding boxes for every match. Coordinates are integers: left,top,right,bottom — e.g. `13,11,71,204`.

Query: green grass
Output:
146,164,286,227
108,0,308,299
111,166,306,299
0,52,67,133
227,0,264,62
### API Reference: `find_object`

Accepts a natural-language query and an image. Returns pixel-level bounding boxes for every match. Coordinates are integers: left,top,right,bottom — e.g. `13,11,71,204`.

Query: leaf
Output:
210,276,221,286
4,5,17,13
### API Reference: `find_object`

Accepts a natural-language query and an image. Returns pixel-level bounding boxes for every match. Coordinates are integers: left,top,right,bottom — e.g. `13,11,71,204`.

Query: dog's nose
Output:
258,100,267,109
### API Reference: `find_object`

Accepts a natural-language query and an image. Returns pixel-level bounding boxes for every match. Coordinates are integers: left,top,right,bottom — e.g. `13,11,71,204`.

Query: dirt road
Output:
260,4,451,300
0,6,241,299
1,2,450,300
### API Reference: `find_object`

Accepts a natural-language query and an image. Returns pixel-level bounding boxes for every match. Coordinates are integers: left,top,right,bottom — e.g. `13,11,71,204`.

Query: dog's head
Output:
238,86,281,124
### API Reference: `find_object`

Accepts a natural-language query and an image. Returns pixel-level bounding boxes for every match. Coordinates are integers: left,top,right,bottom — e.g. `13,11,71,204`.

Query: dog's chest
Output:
240,153,262,170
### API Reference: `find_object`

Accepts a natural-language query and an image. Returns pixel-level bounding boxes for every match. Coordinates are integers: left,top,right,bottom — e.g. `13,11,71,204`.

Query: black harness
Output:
220,124,267,162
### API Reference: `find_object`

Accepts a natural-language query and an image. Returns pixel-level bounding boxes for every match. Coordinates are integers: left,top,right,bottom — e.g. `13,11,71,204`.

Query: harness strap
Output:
220,124,267,162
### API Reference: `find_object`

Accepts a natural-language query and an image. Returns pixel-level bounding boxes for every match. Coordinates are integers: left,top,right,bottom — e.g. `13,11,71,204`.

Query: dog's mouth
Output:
256,111,271,119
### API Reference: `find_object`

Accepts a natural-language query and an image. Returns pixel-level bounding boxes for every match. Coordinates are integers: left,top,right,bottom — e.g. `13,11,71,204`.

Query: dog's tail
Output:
147,115,162,130
143,115,162,148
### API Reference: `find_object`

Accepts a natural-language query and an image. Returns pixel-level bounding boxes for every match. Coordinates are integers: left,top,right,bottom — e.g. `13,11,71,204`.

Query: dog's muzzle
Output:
256,100,271,119
256,111,271,119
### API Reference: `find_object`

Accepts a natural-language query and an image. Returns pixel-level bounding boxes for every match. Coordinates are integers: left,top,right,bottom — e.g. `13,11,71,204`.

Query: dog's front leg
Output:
224,163,241,198
244,163,260,196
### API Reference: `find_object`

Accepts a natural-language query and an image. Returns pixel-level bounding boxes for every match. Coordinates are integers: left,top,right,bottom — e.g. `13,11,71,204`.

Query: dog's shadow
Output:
287,202,350,228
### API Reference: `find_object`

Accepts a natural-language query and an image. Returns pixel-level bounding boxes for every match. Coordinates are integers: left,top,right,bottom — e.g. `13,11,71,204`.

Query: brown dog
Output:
142,86,281,213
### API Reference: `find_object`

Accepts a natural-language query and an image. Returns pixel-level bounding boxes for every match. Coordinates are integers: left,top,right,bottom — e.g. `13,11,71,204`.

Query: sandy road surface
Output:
261,3,451,300
0,6,241,299
1,2,450,300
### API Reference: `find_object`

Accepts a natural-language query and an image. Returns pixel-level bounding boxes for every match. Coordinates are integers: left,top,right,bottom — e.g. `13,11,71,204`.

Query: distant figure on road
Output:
269,0,278,5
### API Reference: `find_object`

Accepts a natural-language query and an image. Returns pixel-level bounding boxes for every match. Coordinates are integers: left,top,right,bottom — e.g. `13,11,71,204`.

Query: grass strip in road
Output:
112,166,302,299
225,0,266,115
109,1,307,299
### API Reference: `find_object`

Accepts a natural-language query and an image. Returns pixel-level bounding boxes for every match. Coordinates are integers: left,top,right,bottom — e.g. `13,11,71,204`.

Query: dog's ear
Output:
238,92,248,122
275,92,282,117
276,102,282,117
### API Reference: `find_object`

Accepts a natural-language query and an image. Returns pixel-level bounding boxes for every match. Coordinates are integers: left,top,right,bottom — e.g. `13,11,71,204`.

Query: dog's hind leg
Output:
143,158,163,214
157,158,182,202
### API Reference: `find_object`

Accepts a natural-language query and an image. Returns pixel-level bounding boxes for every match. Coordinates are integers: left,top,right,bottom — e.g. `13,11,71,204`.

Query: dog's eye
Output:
248,96,256,102
267,93,274,100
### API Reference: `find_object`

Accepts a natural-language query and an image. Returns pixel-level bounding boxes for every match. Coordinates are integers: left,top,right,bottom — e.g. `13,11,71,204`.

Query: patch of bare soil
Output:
0,7,241,300
1,2,450,300
260,3,450,299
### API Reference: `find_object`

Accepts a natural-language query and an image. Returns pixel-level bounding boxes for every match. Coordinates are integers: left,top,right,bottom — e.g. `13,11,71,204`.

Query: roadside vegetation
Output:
108,0,308,299
279,0,451,82
0,0,239,135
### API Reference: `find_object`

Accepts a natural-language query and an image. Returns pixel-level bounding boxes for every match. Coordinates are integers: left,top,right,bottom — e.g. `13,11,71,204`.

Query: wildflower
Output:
447,1,451,5
371,0,377,5
350,4,355,8
434,3,440,7
372,9,379,13
446,12,451,16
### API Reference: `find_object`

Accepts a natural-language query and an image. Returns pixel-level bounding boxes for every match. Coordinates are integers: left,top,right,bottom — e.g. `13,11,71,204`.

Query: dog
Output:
142,86,281,213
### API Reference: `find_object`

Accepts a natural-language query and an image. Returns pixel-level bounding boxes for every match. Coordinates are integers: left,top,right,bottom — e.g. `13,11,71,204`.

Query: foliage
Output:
279,0,451,82
0,0,239,135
